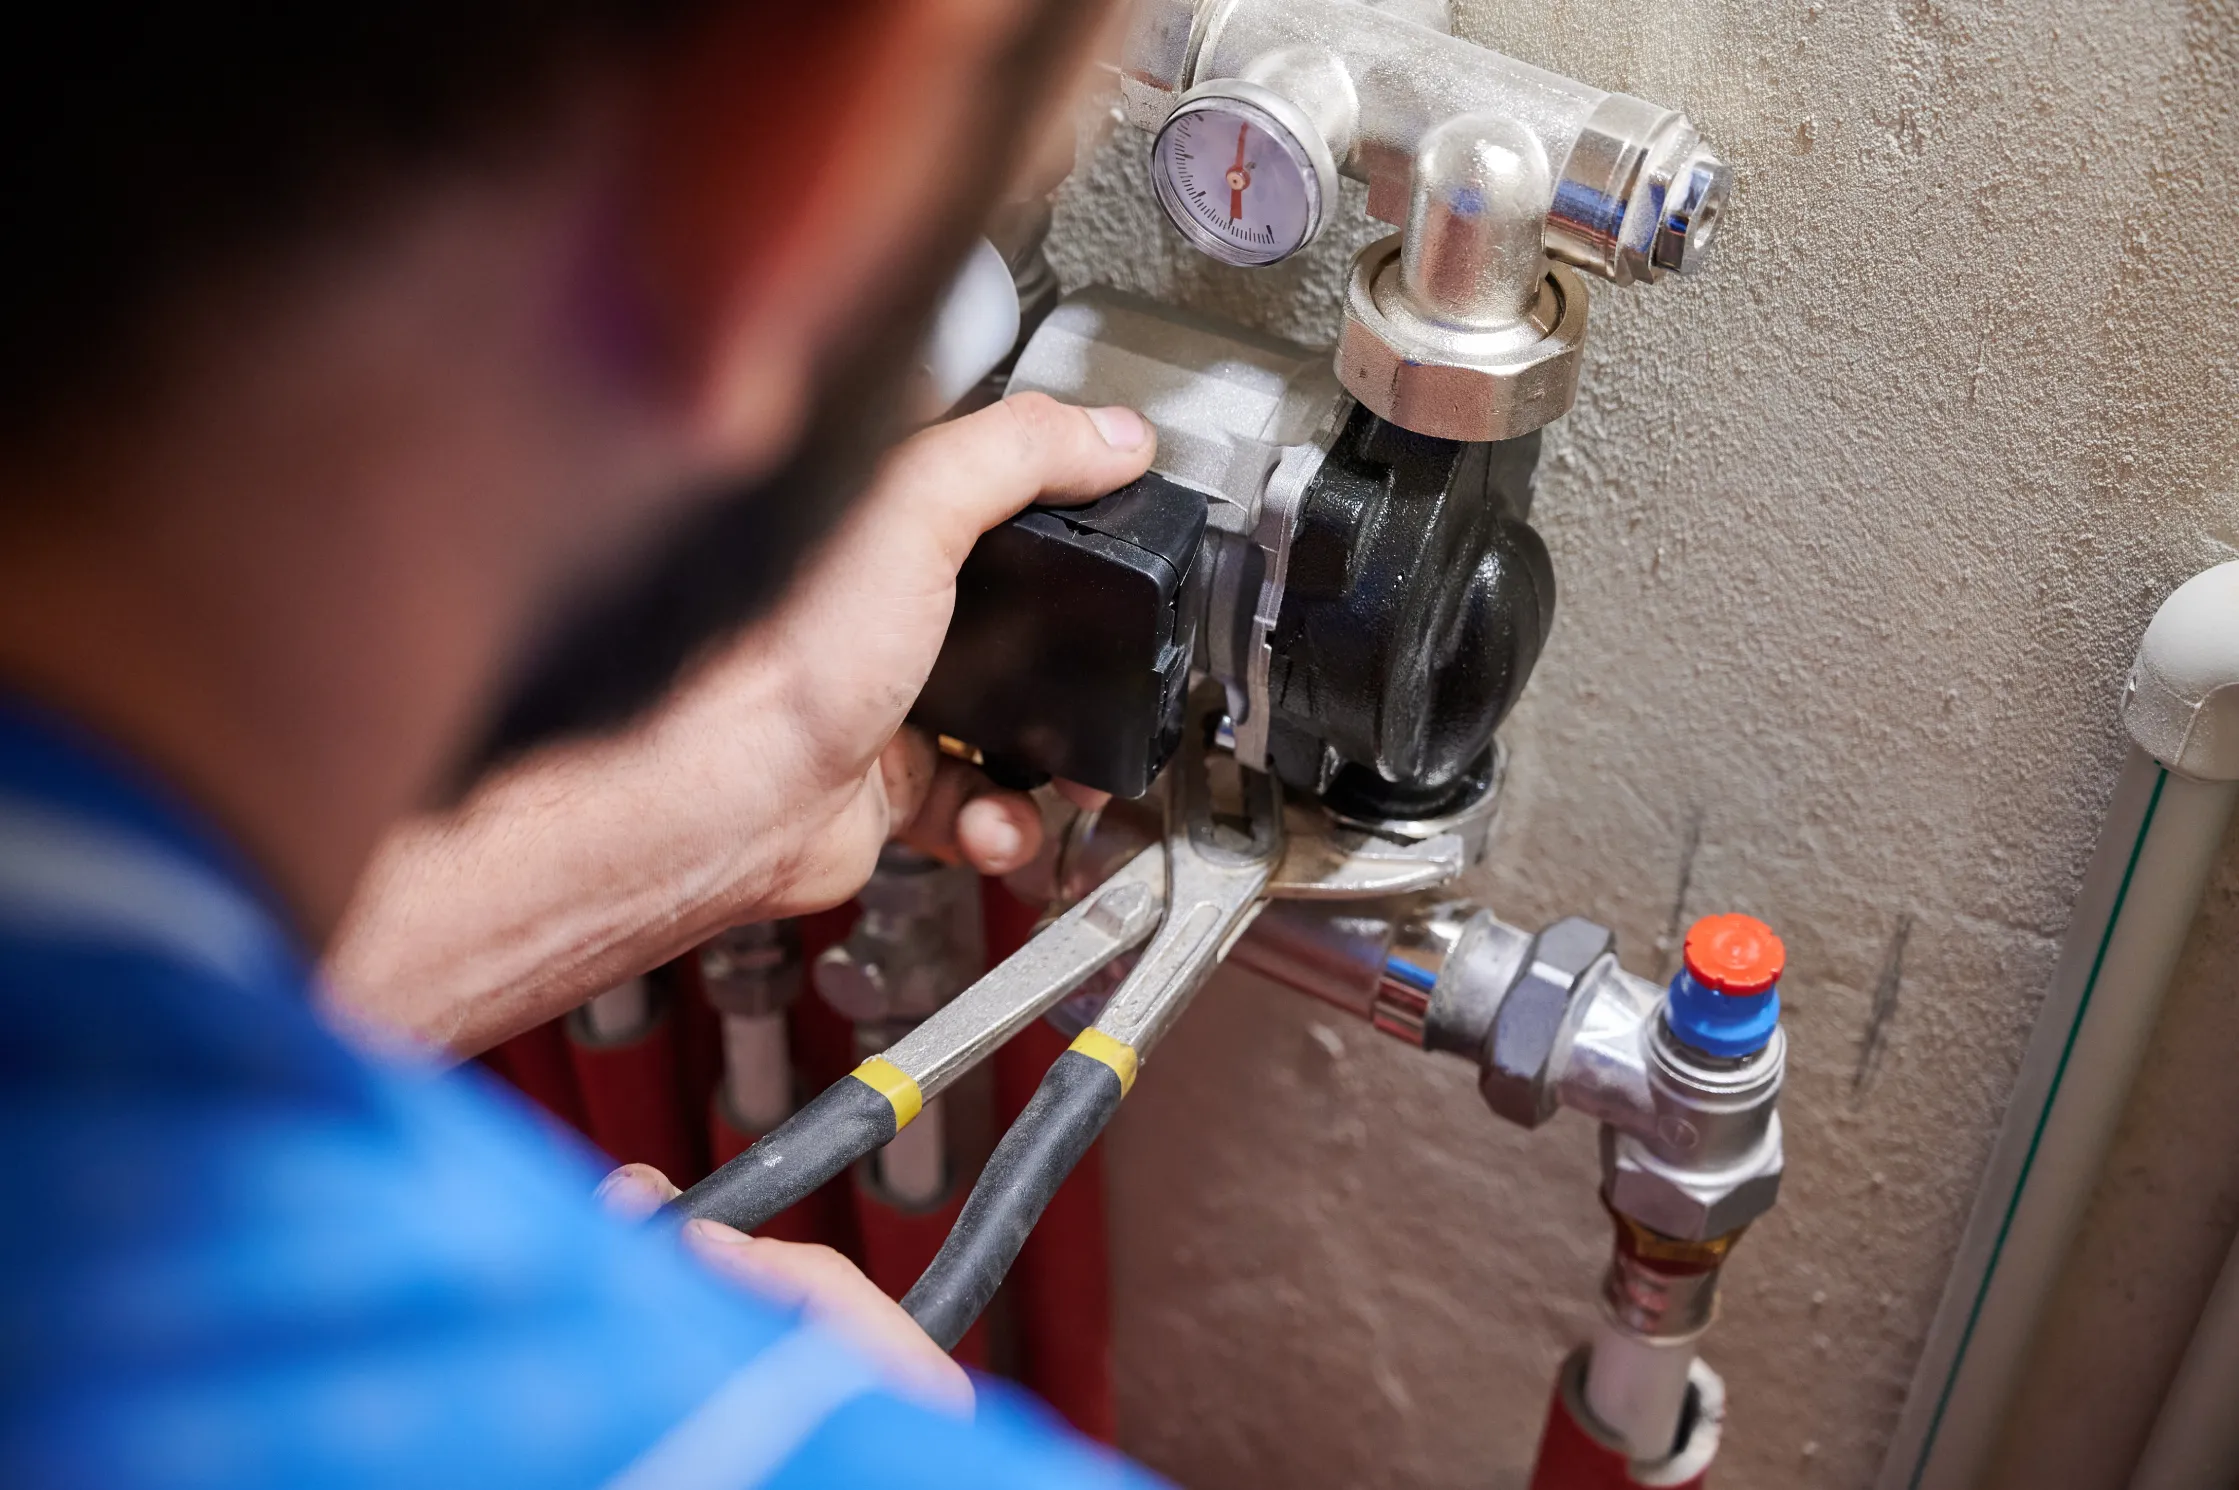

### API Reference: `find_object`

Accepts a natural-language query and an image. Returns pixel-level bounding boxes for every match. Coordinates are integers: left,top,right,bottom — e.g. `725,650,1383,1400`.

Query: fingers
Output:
875,728,942,831
596,1163,681,1220
873,392,1157,570
954,794,1041,875
682,1220,975,1416
878,731,1042,876
603,1167,975,1414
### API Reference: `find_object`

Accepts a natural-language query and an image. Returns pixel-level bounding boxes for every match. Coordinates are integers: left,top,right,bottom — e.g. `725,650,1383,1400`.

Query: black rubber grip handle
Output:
669,1074,898,1232
901,1048,1124,1351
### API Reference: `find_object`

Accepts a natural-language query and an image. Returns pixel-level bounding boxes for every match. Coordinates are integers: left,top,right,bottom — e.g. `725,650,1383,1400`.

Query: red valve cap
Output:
1682,914,1785,996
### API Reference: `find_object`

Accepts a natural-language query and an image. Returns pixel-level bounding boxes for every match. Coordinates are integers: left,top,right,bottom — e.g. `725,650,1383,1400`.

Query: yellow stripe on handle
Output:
1068,1028,1140,1097
850,1057,923,1129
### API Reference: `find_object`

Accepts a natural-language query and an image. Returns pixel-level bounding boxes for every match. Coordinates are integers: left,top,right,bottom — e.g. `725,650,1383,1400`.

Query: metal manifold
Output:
687,3,1763,1482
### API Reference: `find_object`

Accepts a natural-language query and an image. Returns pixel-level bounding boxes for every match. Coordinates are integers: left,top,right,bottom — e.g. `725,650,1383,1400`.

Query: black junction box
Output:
911,472,1208,799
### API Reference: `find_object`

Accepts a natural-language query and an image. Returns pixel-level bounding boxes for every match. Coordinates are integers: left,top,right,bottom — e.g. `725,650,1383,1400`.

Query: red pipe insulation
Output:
1528,1347,1718,1490
567,986,705,1185
484,1019,590,1135
985,878,1117,1442
853,1169,990,1368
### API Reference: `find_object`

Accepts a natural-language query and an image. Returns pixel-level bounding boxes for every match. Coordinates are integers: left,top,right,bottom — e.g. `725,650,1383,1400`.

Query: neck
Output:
0,530,392,933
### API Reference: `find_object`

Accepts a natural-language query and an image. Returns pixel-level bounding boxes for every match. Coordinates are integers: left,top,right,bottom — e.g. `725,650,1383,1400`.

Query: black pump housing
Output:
912,408,1554,808
1262,408,1554,811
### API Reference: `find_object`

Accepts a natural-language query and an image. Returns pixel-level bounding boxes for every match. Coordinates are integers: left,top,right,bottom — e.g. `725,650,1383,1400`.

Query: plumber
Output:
0,2,1159,1486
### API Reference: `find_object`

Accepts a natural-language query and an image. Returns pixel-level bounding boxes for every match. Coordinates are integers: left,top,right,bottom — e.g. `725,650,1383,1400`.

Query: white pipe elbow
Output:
917,238,1022,416
2125,560,2239,782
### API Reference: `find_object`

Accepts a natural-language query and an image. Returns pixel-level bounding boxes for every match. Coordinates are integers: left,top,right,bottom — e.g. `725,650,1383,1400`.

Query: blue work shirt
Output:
0,698,1152,1489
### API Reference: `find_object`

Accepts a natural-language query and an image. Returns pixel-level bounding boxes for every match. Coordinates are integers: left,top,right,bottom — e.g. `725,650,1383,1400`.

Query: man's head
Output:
0,2,1117,923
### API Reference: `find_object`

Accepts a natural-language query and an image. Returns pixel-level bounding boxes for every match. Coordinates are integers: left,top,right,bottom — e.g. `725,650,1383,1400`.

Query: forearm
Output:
321,669,866,1058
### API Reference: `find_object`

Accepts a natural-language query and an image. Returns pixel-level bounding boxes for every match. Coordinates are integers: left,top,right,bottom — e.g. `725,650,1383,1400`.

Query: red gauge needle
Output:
1225,121,1250,222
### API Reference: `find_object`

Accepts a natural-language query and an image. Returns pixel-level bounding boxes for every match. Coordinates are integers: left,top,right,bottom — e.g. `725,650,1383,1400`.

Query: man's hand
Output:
695,392,1151,909
323,395,1155,1055
597,1163,973,1415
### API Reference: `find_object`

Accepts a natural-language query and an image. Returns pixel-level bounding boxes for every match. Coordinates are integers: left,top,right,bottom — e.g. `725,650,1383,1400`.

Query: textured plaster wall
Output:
1042,0,2239,1485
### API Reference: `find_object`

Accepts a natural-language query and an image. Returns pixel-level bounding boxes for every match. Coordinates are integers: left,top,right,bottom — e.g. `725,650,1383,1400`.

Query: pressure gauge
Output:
1150,79,1338,268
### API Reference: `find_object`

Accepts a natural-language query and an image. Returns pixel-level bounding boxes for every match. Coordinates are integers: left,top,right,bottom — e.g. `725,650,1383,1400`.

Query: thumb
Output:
870,391,1157,571
596,1162,682,1220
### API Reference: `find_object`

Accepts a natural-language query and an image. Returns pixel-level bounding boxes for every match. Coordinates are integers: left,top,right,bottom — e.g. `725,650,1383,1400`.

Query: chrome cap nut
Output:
1602,1121,1786,1240
699,923,802,1017
1650,156,1731,277
813,946,891,1024
1337,236,1588,442
1479,915,1615,1129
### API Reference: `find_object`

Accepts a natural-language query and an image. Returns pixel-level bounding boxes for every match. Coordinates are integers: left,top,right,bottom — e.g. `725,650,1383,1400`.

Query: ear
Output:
627,0,1032,461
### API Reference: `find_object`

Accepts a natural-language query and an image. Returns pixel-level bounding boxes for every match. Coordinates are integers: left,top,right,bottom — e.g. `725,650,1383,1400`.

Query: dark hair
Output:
0,6,708,444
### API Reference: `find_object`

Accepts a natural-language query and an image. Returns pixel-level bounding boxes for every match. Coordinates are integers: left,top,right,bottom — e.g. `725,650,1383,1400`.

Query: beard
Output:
459,301,925,780
456,0,1095,786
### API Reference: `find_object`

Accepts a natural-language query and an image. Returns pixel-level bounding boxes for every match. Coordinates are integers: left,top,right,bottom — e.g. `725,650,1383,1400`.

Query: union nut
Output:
1337,235,1589,444
1601,1119,1786,1241
1478,916,1616,1129
698,921,802,1018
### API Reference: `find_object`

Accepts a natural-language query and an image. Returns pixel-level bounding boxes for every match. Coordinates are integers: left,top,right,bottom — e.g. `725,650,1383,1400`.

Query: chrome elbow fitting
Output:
1336,116,1588,441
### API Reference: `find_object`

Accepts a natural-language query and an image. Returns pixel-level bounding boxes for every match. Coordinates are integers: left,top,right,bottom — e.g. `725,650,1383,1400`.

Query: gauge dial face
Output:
1151,96,1324,268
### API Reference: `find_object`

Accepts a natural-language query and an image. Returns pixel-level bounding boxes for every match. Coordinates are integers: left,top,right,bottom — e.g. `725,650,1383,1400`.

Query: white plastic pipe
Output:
916,238,1020,416
719,1010,795,1135
1584,1315,1701,1460
1879,563,2239,1490
876,1094,948,1210
580,976,653,1043
2130,1221,2239,1489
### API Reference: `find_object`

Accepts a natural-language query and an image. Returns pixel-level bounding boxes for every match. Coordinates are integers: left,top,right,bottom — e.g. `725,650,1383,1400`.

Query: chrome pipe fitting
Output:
1228,900,1398,1027
1598,1018,1786,1241
1336,117,1588,442
814,848,987,1043
1244,899,1517,1053
698,920,803,1020
1476,915,1616,1127
1012,782,1788,1239
1122,0,1731,287
814,849,988,1206
1603,1242,1723,1341
1602,1117,1784,1243
1402,116,1553,330
1235,45,1360,166
1371,897,1489,1045
701,921,807,1137
1644,1019,1783,1169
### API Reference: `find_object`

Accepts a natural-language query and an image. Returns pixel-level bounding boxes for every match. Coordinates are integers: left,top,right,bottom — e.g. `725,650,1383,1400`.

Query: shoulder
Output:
618,1329,1161,1490
0,947,1133,1489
